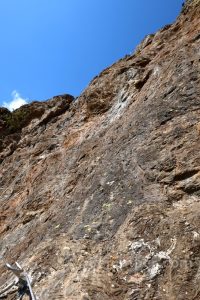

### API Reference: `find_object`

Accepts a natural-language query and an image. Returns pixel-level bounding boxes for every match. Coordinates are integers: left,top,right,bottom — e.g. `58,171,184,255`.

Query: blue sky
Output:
0,0,183,110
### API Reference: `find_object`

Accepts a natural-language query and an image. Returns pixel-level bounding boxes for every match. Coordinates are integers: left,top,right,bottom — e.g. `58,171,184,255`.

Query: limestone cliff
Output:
0,2,200,299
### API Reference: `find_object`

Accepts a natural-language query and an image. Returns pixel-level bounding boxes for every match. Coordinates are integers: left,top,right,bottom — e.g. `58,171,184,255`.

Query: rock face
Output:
0,2,200,299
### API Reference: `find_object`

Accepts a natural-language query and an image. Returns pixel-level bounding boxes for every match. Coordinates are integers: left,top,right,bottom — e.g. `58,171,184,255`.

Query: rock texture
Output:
0,1,200,299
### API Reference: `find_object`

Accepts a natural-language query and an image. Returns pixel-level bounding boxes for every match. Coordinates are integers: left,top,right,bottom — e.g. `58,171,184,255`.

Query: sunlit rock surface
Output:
0,2,200,299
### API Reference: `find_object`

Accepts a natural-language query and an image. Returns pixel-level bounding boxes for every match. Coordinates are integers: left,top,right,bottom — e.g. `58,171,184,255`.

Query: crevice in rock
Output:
180,184,200,195
134,70,152,90
163,86,177,98
173,169,199,181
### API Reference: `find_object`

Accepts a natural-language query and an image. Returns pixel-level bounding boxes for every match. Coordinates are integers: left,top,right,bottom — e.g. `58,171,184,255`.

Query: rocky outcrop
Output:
0,94,74,161
0,2,200,299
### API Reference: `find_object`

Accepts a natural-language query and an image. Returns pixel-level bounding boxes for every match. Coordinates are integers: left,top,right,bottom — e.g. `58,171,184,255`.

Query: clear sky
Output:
0,0,183,110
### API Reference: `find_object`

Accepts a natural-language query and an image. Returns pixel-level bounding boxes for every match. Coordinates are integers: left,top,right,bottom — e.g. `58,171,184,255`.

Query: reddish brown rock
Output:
0,1,200,299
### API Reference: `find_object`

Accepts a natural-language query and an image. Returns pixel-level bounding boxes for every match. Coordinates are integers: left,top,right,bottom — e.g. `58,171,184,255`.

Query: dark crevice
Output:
116,67,129,75
130,57,151,68
192,33,200,41
181,185,200,195
163,86,177,98
173,169,199,181
135,70,152,90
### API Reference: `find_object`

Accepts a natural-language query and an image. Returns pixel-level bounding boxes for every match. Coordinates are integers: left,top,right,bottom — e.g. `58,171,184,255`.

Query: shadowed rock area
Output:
0,1,200,299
